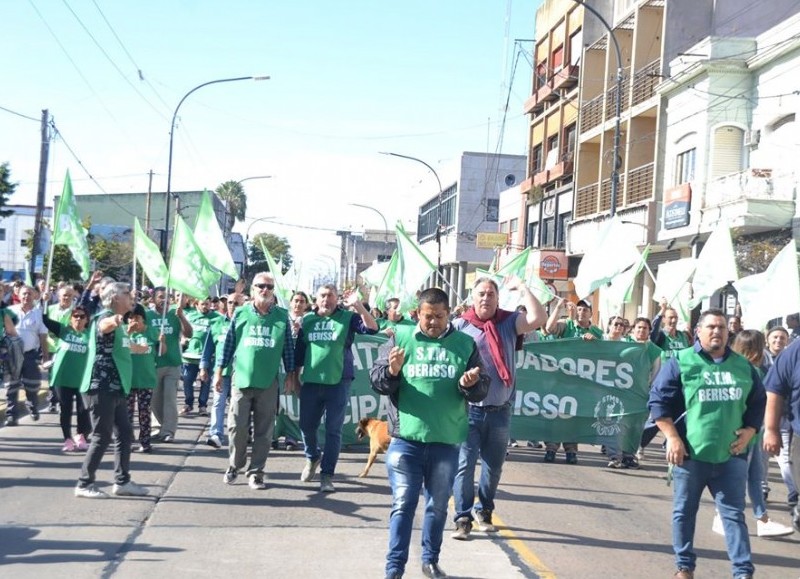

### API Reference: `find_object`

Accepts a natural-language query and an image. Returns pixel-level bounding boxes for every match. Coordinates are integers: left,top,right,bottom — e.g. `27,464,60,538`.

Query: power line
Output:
0,104,41,123
61,0,169,121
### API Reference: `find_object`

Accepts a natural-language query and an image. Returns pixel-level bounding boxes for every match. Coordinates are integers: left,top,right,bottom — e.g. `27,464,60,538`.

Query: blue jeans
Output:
208,375,231,438
299,381,351,476
385,438,460,576
181,362,210,409
671,456,753,576
453,404,510,520
747,441,767,520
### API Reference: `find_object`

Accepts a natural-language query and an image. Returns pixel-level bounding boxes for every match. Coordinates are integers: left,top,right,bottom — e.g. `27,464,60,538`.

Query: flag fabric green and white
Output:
194,190,238,279
258,238,292,308
689,226,738,308
133,217,168,287
653,258,696,325
52,170,91,279
573,215,641,299
374,222,436,313
734,242,800,330
474,248,554,310
168,215,220,298
598,245,651,322
359,260,391,290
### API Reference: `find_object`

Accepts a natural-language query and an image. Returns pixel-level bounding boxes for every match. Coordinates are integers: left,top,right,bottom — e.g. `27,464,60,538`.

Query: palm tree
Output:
215,180,247,233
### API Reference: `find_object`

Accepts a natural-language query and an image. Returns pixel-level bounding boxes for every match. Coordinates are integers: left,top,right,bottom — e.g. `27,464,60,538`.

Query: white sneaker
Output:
248,473,267,490
712,513,725,536
757,518,795,538
300,457,321,482
635,447,645,461
75,484,109,499
112,480,149,496
319,474,335,493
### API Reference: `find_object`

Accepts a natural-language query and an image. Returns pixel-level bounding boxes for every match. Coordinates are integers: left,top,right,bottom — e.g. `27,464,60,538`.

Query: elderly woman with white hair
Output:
74,282,150,499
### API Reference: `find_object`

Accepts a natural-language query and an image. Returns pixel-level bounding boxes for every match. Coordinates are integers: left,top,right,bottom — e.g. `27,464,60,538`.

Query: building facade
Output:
0,205,53,279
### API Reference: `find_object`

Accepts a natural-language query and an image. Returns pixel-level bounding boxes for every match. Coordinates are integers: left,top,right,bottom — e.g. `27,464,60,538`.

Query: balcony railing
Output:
576,183,598,217
626,162,654,204
631,59,661,107
604,71,630,119
581,93,604,133
703,168,795,207
552,64,580,92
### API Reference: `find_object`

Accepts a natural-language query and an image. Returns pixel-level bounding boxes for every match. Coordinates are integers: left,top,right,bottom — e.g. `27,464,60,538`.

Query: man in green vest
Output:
294,283,378,492
75,282,150,498
649,309,765,579
149,287,193,443
371,287,488,579
542,297,602,464
651,298,692,357
377,297,416,334
214,272,296,490
181,296,222,416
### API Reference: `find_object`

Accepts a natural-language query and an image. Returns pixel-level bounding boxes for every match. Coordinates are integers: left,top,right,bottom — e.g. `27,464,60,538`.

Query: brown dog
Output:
355,417,391,477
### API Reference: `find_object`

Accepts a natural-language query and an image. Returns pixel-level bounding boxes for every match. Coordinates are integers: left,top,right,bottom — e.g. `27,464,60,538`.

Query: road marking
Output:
493,511,557,578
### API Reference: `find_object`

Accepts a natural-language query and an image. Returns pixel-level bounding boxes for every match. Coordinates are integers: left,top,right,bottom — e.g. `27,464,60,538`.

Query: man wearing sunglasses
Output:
214,273,296,490
294,284,378,492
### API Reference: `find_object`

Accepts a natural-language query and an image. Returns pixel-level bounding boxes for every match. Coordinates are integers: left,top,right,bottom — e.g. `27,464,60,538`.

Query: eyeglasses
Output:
72,313,86,320
254,283,274,290
612,322,625,327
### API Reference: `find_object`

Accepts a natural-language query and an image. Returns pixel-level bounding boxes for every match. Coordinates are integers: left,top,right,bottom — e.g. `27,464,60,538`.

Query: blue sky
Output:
1,1,539,274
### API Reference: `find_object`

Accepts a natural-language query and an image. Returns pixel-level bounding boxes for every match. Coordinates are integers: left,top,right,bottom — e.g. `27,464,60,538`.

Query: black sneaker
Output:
5,415,18,427
30,408,40,422
223,467,238,485
622,456,640,469
543,450,556,463
473,508,497,532
47,404,58,414
451,516,472,540
565,452,578,465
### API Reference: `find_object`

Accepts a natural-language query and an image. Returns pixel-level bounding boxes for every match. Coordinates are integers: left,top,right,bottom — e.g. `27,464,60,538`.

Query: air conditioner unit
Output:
744,129,761,147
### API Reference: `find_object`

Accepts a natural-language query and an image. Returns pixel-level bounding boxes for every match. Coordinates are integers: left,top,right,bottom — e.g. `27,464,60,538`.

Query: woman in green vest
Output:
75,282,149,499
42,304,91,453
127,303,165,454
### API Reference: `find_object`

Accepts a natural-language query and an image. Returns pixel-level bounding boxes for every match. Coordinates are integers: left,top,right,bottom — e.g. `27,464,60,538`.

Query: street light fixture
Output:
348,203,390,259
379,151,444,270
162,75,270,257
571,0,622,216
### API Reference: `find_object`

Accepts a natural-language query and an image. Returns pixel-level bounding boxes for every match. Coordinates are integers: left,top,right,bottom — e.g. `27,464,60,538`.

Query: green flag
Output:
133,218,168,287
474,248,554,310
734,241,800,330
52,170,91,279
374,222,435,313
168,215,220,298
573,215,641,299
194,190,238,278
258,238,292,308
689,226,738,308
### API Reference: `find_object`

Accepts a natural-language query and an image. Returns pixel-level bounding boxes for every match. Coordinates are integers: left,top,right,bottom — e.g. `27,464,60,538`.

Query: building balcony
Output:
625,162,654,205
631,59,661,108
551,64,579,92
700,168,796,233
532,152,575,188
520,176,533,194
580,93,604,133
537,81,557,104
523,93,544,116
566,202,655,256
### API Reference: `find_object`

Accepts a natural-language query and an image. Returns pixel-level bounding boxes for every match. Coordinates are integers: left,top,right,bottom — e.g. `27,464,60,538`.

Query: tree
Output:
247,232,292,284
215,180,247,234
0,162,17,218
733,229,793,276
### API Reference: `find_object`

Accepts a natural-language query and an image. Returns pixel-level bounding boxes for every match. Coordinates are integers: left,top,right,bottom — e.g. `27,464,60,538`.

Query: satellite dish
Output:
504,174,517,187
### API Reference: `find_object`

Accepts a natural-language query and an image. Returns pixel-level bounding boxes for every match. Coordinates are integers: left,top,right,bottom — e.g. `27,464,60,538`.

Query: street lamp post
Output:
379,151,444,270
572,0,622,216
244,215,277,279
348,203,390,260
162,75,269,257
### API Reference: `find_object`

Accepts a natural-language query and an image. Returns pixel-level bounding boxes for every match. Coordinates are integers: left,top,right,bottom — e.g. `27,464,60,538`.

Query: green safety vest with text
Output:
50,325,89,389
232,304,288,389
301,309,353,385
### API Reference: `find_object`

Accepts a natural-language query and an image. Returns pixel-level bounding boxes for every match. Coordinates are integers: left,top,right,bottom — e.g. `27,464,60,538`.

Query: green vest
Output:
676,347,754,464
47,304,73,353
301,309,353,385
625,336,663,365
232,304,288,389
148,307,183,368
393,326,474,444
182,309,221,363
562,319,603,340
81,310,133,394
661,330,691,359
378,317,415,332
211,316,233,377
51,325,89,389
130,327,158,389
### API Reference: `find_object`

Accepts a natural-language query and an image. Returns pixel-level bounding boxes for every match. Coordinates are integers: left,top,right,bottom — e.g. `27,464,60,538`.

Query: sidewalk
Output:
0,403,538,579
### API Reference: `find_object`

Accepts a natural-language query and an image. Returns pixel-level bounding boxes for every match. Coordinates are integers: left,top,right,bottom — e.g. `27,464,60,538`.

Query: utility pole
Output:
30,109,50,284
143,169,154,288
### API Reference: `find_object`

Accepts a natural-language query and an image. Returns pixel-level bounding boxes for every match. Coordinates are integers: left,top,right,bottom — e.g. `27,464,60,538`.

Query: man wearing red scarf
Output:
451,276,547,540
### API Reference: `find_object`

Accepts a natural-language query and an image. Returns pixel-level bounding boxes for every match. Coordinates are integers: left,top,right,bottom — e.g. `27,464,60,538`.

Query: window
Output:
557,212,571,249
0,228,5,241
545,135,560,170
711,126,744,179
486,199,499,222
531,144,543,174
570,29,583,66
417,184,458,244
541,218,555,247
551,45,564,73
536,61,548,89
564,124,577,157
528,222,539,248
20,239,27,247
509,218,519,234
675,148,696,185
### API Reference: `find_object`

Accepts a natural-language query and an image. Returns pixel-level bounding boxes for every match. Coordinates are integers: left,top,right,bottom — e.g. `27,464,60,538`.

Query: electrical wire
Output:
0,105,41,123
